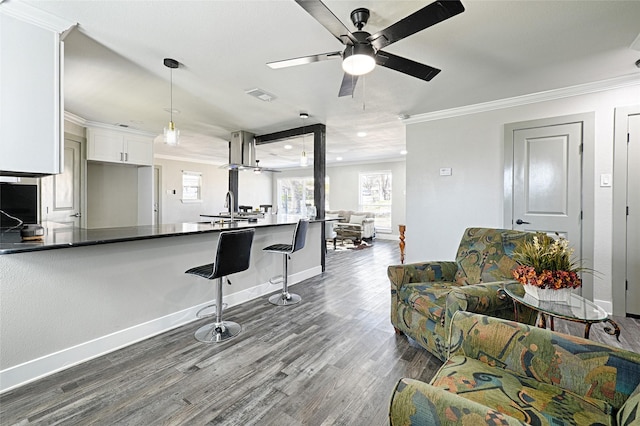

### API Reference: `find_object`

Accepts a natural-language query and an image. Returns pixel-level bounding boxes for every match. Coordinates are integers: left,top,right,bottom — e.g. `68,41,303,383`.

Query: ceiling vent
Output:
245,88,276,102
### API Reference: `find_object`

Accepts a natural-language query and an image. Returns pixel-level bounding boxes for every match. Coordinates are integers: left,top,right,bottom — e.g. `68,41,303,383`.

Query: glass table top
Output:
503,281,608,322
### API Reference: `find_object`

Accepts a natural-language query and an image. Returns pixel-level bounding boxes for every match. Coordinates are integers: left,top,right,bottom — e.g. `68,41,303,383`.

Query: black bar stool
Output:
263,219,308,306
185,228,254,343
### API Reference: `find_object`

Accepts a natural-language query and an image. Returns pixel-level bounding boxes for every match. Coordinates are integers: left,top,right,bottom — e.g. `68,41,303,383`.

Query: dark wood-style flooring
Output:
1,240,638,425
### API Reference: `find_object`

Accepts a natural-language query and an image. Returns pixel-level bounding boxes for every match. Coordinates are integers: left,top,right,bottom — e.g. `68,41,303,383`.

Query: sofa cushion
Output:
349,214,367,225
455,228,532,284
431,355,613,425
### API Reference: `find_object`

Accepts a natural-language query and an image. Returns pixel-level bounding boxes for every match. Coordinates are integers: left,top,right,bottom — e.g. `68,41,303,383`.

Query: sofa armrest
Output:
389,378,526,426
448,311,640,410
387,261,458,292
362,218,375,238
442,281,536,332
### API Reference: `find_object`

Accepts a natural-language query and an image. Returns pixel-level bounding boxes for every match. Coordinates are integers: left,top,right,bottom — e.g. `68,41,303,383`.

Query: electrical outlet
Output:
439,168,452,176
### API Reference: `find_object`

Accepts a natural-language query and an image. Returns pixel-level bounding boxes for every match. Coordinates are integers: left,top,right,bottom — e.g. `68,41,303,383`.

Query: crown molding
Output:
405,73,640,124
0,0,76,34
64,111,86,126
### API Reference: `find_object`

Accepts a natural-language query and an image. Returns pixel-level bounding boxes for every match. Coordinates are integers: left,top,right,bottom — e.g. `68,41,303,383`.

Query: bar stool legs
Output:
268,253,301,306
194,276,241,343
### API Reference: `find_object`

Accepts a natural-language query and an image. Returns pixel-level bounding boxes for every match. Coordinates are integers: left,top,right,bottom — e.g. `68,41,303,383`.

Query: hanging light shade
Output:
300,112,309,167
163,58,180,146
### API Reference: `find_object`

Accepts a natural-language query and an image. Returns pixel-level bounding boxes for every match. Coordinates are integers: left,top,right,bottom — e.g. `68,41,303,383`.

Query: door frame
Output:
612,105,640,316
504,112,595,300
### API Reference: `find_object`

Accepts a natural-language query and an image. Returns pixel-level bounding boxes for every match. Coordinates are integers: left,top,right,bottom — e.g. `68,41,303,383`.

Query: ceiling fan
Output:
267,0,465,97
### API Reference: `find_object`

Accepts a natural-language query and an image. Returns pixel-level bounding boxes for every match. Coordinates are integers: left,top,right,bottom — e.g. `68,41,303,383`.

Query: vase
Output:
523,283,572,302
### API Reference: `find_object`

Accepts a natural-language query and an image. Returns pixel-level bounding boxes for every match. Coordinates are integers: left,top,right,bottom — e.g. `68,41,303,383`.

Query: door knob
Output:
70,212,82,218
515,219,530,225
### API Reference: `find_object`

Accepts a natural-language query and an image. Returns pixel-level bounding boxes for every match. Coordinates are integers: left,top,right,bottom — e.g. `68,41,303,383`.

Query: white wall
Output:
274,160,406,238
238,170,273,210
405,83,640,312
154,158,273,224
87,162,139,228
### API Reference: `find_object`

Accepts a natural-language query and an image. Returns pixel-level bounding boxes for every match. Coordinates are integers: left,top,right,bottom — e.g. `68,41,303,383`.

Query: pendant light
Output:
300,112,309,167
163,58,180,146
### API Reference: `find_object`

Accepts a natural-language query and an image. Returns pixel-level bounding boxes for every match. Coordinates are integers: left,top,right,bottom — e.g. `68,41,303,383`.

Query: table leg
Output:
603,318,621,341
549,316,555,331
537,313,547,329
584,322,592,339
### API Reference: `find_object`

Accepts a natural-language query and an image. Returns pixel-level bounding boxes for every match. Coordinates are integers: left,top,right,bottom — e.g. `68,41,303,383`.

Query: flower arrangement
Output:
511,233,583,290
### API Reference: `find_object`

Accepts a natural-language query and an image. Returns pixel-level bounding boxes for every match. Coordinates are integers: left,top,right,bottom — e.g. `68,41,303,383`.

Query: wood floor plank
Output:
1,239,638,425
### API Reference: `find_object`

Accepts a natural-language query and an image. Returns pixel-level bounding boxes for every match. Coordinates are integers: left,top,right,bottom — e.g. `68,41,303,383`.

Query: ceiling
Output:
19,0,640,169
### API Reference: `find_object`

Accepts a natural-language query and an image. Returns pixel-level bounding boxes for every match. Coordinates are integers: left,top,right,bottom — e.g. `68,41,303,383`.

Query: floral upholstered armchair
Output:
387,227,537,360
389,312,640,426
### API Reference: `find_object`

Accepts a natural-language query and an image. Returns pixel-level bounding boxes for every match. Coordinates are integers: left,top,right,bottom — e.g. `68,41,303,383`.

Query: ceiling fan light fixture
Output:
342,44,375,76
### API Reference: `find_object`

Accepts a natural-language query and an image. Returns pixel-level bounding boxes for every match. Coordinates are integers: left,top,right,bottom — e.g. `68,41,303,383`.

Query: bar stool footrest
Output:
268,275,284,285
196,303,227,319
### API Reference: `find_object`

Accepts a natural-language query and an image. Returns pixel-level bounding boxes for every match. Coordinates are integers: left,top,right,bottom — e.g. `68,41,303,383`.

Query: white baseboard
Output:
0,267,321,394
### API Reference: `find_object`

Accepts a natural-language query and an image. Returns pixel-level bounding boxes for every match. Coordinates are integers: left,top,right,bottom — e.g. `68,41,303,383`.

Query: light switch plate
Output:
600,174,612,187
439,168,452,176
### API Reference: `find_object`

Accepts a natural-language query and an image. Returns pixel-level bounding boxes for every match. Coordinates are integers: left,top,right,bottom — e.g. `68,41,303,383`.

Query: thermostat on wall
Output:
439,168,452,176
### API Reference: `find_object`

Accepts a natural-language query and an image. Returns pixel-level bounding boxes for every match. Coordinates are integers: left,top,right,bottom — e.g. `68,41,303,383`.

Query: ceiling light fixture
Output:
163,58,180,146
357,131,367,137
284,144,293,150
300,112,309,167
400,150,408,155
342,43,375,76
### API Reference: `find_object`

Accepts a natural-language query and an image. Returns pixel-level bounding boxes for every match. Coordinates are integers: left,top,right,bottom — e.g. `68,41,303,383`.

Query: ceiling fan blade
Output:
368,0,465,51
338,73,359,97
375,51,441,81
295,0,357,45
267,51,342,69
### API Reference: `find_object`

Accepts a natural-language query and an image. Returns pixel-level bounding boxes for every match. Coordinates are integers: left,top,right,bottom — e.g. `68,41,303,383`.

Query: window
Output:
276,176,330,215
359,171,392,232
181,171,202,203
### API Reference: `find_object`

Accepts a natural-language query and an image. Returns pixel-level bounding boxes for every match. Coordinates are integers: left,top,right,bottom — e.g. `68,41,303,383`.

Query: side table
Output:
501,281,620,341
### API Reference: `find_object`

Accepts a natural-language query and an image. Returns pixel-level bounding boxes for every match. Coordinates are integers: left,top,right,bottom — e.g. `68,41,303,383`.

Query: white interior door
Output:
41,138,81,227
511,122,583,253
626,114,640,316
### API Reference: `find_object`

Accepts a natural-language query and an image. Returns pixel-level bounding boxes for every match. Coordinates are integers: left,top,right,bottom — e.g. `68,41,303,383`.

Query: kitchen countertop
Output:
0,215,323,255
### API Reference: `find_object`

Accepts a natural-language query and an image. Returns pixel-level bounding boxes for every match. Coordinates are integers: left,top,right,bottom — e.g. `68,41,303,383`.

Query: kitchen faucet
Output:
224,190,235,222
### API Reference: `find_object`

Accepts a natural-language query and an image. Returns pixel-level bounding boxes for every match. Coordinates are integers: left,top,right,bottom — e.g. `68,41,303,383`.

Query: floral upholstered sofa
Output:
389,312,640,425
387,227,536,360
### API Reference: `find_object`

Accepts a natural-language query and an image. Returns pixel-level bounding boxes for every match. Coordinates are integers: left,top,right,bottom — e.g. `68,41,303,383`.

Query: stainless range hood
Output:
227,130,256,170
222,130,279,172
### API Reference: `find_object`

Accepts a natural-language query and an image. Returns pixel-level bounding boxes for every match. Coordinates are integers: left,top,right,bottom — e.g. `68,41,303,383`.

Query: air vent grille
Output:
245,88,276,102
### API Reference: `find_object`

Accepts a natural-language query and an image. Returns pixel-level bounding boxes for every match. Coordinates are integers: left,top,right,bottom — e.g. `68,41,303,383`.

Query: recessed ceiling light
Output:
357,131,367,137
336,156,343,161
400,150,408,155
284,144,293,150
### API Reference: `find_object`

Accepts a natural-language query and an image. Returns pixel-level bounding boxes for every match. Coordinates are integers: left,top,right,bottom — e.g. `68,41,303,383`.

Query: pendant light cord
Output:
170,67,173,123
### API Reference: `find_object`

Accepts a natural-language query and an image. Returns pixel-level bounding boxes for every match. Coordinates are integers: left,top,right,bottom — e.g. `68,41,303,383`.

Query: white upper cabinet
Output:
0,3,75,177
87,127,153,166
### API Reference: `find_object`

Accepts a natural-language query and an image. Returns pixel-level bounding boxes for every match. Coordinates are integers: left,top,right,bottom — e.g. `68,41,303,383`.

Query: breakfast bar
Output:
0,216,323,392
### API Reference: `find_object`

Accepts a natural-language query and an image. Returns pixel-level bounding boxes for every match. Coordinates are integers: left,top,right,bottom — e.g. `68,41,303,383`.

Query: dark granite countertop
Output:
0,215,322,255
